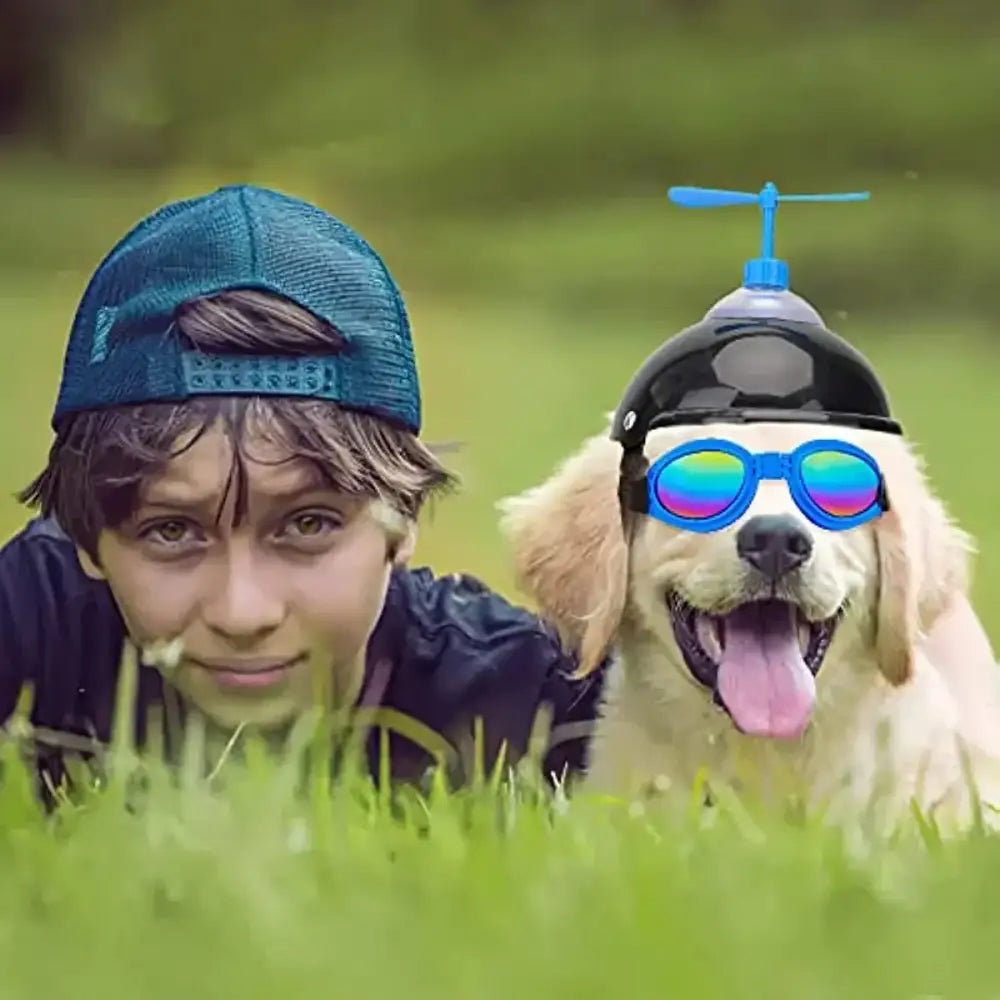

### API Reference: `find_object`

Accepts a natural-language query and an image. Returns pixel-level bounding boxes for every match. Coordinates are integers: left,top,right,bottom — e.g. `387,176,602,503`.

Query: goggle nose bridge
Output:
754,451,791,480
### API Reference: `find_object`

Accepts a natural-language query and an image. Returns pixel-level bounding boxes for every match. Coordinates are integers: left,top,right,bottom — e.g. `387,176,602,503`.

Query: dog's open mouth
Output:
667,594,842,741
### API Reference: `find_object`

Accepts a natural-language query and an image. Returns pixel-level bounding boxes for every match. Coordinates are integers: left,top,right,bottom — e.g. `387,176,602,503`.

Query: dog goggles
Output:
644,438,888,533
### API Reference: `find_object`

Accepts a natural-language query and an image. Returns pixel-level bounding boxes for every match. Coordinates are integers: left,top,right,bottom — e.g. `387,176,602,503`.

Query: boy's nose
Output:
201,557,285,643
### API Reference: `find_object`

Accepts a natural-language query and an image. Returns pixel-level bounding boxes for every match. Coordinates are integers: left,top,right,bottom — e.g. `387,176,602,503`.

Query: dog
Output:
500,416,1000,834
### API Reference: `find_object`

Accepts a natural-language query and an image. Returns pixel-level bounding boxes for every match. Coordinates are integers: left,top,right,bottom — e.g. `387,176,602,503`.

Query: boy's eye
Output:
294,514,324,535
150,519,192,543
283,511,341,540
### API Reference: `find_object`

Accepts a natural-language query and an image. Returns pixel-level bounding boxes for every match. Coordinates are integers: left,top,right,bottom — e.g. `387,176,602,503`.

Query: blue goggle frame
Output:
644,437,889,534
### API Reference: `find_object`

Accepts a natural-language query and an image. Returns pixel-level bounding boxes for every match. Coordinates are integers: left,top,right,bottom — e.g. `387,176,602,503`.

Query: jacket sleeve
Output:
0,523,121,732
374,567,608,789
0,529,44,722
409,570,606,785
440,624,608,788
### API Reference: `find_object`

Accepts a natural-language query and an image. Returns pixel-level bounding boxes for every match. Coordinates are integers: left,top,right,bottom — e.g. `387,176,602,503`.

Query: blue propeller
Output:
666,181,870,290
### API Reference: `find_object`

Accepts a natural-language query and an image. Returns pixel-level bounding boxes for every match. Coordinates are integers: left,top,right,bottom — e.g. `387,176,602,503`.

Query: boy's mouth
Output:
189,655,305,690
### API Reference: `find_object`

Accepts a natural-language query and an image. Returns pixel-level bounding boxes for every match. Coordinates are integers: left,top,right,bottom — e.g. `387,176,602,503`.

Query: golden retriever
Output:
500,417,1000,834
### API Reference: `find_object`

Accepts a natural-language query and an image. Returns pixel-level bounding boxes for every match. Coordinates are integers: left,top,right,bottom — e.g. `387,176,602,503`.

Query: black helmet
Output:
611,314,902,452
613,182,902,453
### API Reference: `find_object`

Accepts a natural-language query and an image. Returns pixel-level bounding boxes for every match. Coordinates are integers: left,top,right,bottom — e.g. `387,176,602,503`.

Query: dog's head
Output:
499,418,970,741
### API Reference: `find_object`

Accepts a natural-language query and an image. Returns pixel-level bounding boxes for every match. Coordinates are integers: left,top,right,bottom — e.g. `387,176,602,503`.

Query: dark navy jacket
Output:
0,518,607,792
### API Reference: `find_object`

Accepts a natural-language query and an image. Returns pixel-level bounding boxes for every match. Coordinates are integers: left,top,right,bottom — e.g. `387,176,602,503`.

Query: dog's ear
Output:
498,429,629,677
874,443,971,686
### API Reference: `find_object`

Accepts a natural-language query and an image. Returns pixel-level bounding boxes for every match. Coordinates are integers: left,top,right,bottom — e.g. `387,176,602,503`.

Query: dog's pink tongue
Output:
716,600,815,741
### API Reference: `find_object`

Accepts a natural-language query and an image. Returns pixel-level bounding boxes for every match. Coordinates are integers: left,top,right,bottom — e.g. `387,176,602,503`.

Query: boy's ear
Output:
368,500,416,565
76,546,106,581
392,522,418,566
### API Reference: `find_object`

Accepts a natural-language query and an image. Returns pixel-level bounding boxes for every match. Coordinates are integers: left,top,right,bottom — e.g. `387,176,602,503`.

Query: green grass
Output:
6,689,1000,1000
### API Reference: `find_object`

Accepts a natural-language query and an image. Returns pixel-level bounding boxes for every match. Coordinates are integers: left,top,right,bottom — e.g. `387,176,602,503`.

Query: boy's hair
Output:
21,290,458,558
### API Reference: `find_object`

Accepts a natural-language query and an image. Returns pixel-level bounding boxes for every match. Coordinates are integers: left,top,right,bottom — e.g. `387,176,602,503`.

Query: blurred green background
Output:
2,0,999,643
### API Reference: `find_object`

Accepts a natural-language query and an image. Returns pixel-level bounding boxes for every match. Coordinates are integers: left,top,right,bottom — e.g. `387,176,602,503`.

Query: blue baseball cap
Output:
53,184,421,432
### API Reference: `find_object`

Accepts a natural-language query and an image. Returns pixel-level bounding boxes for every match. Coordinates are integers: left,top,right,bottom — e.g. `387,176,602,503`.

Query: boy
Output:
2,184,602,795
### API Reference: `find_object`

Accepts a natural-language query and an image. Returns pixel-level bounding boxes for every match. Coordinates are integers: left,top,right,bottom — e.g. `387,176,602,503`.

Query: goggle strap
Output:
876,478,891,513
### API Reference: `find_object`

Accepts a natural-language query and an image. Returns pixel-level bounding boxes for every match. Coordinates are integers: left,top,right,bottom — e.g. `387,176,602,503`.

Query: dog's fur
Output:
501,417,1000,833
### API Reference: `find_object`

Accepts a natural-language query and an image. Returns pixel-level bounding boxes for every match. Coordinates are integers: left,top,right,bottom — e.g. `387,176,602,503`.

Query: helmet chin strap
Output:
617,445,649,544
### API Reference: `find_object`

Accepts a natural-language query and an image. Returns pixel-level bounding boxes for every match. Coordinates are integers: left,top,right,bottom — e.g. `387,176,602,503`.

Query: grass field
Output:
3,152,1000,997
5,698,1000,1000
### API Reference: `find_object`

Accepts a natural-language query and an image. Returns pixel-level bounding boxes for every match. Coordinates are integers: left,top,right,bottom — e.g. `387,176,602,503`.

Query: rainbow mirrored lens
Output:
799,450,880,517
654,450,747,519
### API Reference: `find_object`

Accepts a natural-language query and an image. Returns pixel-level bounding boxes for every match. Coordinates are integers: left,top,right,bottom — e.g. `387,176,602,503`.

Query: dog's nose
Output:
736,514,813,582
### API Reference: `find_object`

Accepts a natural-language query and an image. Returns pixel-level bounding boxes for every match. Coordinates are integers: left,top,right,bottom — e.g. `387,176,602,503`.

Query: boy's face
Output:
78,419,406,731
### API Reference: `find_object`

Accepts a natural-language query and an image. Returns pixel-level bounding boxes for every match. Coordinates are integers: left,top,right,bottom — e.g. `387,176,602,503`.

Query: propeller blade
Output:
667,187,760,208
777,192,870,202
